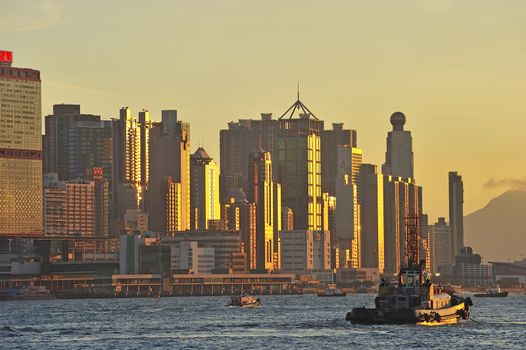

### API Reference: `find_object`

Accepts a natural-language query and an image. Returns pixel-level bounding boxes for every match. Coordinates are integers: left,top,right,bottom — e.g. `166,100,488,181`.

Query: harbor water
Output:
1,293,525,349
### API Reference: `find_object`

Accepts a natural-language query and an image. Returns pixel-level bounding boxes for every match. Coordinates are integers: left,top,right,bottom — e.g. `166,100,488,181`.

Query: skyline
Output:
2,0,526,221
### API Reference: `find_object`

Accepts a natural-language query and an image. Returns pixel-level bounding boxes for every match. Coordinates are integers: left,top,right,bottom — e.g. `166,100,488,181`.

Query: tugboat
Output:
318,284,347,297
346,216,473,325
228,293,261,308
474,285,508,298
0,285,55,301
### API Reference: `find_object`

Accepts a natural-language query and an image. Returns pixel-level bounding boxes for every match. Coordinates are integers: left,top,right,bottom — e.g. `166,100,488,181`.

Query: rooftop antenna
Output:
297,80,300,101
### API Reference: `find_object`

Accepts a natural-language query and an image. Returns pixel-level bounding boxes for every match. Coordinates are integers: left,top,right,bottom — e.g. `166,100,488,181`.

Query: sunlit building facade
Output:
358,164,384,272
278,104,323,231
0,56,42,235
247,150,277,271
149,110,191,233
190,147,220,230
65,182,96,236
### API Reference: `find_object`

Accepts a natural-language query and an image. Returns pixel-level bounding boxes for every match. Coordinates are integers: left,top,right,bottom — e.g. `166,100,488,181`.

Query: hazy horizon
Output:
2,0,526,222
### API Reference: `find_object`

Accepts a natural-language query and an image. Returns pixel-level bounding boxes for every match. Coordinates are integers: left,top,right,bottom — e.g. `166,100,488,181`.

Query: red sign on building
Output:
0,50,13,64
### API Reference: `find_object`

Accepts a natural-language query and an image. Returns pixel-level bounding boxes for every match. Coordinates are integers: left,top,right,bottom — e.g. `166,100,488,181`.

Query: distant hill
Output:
464,190,526,262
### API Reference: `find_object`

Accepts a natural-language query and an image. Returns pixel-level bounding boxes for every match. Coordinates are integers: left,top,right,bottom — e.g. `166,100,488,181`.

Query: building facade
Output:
382,176,423,274
382,112,414,179
219,113,280,202
358,164,385,272
279,230,331,275
149,110,190,233
449,171,464,261
278,101,323,231
0,53,42,235
431,217,451,274
320,123,356,196
190,147,220,230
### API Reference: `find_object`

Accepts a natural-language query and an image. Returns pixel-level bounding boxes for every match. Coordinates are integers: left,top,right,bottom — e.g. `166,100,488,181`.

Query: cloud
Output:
0,0,63,34
484,177,526,190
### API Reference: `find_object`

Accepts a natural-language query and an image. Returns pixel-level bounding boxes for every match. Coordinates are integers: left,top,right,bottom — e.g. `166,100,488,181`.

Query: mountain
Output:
464,189,526,262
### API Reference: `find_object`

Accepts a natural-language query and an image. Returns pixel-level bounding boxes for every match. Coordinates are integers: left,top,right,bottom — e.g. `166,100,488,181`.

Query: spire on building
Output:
279,84,318,120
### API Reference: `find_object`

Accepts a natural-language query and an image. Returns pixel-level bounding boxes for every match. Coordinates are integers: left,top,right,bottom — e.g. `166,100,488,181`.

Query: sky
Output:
1,0,526,223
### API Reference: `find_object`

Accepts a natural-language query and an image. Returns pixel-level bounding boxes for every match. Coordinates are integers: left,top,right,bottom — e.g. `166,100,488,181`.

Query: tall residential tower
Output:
449,171,464,260
0,51,42,235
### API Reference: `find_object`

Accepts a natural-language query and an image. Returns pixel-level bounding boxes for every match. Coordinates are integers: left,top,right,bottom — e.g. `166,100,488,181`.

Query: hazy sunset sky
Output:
2,0,525,223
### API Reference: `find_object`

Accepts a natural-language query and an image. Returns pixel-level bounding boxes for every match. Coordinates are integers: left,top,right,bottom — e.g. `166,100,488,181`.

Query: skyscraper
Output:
278,98,323,230
449,171,464,260
335,174,360,269
219,113,280,202
334,144,363,269
112,107,150,219
190,147,220,230
247,149,277,271
321,123,357,196
382,112,414,179
223,198,257,270
138,110,151,189
0,51,42,235
431,217,452,274
44,104,111,183
149,110,190,233
383,176,423,274
90,167,109,237
65,182,96,236
358,164,384,271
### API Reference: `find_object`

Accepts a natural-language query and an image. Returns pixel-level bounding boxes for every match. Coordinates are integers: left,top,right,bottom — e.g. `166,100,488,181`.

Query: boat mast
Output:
402,214,424,285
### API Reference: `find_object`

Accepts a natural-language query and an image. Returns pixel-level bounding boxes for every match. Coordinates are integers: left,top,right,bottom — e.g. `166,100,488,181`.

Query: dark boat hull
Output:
317,293,347,297
347,302,469,325
473,292,508,297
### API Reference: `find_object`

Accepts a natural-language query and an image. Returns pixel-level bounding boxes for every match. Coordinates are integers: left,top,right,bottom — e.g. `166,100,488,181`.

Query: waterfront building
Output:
0,51,42,235
65,182,96,236
190,147,220,230
431,217,452,274
171,241,215,274
279,230,331,275
43,177,67,236
453,247,494,286
163,230,242,272
149,110,191,233
119,232,158,274
381,112,414,179
139,244,172,276
449,171,464,261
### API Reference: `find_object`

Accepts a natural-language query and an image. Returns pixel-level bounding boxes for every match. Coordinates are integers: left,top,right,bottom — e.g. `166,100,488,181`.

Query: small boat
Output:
228,293,261,308
0,285,55,301
318,285,347,297
474,286,508,298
